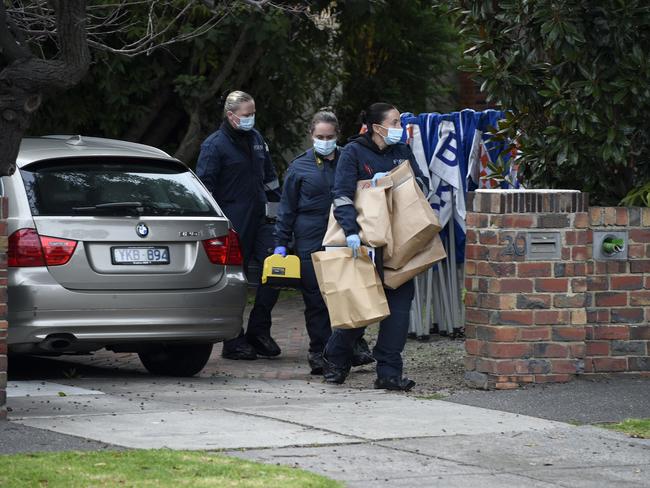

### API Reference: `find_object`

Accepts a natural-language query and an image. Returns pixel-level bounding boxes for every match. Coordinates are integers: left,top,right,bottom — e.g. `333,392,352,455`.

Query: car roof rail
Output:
65,135,84,146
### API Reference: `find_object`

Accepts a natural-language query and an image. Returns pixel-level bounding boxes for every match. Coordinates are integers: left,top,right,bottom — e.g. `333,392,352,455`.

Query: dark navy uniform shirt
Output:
333,133,429,237
275,148,338,255
196,121,280,239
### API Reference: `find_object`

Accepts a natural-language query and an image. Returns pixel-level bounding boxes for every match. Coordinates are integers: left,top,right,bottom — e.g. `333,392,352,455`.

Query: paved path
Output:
5,296,650,487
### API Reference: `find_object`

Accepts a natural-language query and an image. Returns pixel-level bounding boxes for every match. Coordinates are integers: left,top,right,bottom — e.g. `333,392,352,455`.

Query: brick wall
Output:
0,197,7,419
464,190,650,389
585,207,650,376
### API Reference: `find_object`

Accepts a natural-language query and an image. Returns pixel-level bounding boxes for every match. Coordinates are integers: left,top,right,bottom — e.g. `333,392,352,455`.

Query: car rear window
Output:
20,158,219,217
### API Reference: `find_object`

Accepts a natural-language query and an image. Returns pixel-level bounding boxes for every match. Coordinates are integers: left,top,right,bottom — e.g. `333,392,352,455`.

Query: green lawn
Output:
601,418,650,439
0,449,342,488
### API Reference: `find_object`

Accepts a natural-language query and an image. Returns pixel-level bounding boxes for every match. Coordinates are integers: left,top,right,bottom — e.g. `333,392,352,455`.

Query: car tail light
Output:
202,229,243,265
8,228,77,267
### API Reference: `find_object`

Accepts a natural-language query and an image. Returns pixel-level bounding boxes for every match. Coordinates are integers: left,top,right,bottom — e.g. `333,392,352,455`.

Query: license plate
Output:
111,246,170,265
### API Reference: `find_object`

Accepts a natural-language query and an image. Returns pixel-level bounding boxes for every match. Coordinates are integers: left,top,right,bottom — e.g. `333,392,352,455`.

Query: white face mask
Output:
235,114,255,131
313,138,337,156
378,125,402,145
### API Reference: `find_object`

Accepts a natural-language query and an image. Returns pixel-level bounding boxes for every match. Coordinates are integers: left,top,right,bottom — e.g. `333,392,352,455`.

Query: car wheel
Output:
138,343,213,376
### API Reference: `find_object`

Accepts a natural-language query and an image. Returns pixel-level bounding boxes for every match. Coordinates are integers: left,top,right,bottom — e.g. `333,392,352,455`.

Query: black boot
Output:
351,337,375,367
308,352,325,375
374,376,416,392
322,354,350,385
221,336,257,360
247,335,281,357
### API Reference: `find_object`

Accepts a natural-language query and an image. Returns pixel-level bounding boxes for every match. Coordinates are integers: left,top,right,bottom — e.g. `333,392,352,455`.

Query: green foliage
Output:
601,418,650,439
620,181,650,207
456,1,650,205
30,1,459,174
332,0,459,138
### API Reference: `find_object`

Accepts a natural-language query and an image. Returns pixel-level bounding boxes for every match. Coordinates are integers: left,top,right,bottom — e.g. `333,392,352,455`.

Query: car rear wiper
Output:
72,201,146,214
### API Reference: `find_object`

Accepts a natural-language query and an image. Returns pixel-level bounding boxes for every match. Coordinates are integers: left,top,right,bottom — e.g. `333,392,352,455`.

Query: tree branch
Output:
0,2,32,62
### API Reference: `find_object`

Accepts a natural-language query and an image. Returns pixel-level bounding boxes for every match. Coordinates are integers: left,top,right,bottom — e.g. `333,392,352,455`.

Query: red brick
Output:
486,342,533,359
490,215,503,227
479,294,516,310
464,293,478,307
465,229,478,244
603,207,617,225
478,230,498,245
571,309,587,325
630,326,650,340
465,244,490,260
554,262,587,277
587,276,609,291
611,276,644,290
502,215,536,228
552,326,586,341
551,359,582,374
494,310,534,326
569,343,586,358
533,342,570,358
593,326,630,340
610,308,644,324
628,244,645,259
572,246,589,261
518,262,552,278
464,356,477,370
571,278,587,293
628,357,650,371
630,229,650,243
646,277,650,289
561,248,571,260
586,341,610,356
575,212,589,228
495,382,519,390
475,326,519,342
592,357,627,372
615,207,629,226
630,291,650,306
519,327,552,341
515,359,552,374
466,308,490,324
595,292,628,307
489,278,533,293
477,262,516,277
535,310,570,325
553,294,586,308
465,339,482,356
535,278,568,293
464,324,477,339
589,207,603,226
586,309,611,324
630,260,650,273
516,294,551,310
465,261,477,276
466,213,489,228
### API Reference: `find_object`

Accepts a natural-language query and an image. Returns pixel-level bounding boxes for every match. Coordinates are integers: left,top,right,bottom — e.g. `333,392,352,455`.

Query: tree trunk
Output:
0,0,90,175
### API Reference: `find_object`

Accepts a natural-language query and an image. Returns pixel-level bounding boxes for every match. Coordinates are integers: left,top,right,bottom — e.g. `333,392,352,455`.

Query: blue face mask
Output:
380,126,403,145
236,114,255,131
313,138,337,156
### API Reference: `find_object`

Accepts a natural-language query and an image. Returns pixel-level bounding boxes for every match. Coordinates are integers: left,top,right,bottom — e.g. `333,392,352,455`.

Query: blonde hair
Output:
223,90,254,117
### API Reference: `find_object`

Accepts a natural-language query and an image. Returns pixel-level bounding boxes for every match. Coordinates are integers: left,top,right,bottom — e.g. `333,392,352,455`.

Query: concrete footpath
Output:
3,297,650,487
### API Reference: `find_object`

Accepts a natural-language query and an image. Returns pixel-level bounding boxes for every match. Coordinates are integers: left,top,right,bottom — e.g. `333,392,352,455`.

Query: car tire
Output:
138,343,213,377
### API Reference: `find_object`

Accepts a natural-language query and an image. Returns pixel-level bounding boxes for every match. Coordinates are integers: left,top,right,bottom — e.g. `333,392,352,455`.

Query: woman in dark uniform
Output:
274,110,373,374
323,102,429,391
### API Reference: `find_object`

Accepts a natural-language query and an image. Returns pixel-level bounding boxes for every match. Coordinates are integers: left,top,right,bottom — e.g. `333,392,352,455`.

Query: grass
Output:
0,449,342,488
600,418,650,439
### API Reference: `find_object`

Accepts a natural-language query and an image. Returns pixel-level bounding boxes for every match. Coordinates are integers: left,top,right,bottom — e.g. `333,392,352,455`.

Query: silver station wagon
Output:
4,135,247,376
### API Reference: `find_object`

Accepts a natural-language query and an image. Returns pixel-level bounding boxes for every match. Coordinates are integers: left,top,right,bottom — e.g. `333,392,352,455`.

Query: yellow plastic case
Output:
261,254,301,288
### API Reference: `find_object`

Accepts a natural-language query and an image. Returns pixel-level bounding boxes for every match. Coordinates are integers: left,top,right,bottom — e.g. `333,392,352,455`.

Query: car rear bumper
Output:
8,267,247,352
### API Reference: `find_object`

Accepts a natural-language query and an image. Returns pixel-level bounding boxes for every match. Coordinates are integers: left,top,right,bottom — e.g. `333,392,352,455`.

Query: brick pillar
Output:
464,190,590,389
0,197,7,419
585,207,650,376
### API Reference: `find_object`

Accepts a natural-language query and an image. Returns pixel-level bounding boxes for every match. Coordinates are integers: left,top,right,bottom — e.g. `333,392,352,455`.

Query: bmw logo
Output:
136,223,149,238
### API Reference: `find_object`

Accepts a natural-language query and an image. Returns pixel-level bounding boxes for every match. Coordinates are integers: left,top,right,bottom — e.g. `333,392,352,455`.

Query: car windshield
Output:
20,157,219,217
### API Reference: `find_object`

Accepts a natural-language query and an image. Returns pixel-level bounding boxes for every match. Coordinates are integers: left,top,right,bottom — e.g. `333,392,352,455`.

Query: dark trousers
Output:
299,255,332,354
324,279,414,378
243,222,280,338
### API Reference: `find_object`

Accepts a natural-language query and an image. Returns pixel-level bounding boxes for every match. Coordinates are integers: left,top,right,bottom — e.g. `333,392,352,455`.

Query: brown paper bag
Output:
322,179,393,253
384,161,441,269
312,247,390,329
384,234,447,289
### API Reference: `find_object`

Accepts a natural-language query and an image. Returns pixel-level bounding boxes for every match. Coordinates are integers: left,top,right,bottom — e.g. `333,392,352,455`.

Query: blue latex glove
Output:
371,171,390,187
346,234,361,258
273,246,287,257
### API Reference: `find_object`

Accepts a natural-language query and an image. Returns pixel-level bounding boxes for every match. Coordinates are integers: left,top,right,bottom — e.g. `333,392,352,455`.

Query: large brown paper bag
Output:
322,179,393,253
384,161,441,269
312,247,390,329
384,234,447,289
